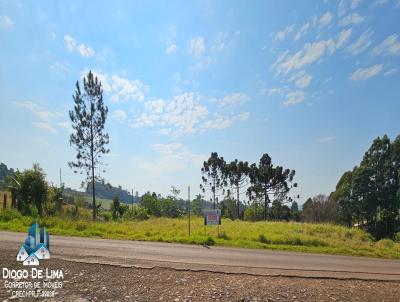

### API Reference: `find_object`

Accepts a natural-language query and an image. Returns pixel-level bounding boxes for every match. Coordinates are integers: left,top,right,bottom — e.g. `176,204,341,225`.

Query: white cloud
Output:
284,91,305,106
347,29,373,55
275,24,295,42
372,34,400,56
319,136,335,143
217,93,250,107
0,15,13,27
259,87,285,96
34,122,57,134
132,92,249,137
188,37,206,57
144,99,165,114
132,92,208,137
211,31,240,51
294,22,310,41
81,70,149,102
319,12,333,27
338,0,347,17
165,44,177,54
192,56,212,71
351,0,362,9
295,74,312,88
113,109,127,122
49,62,70,74
58,121,71,131
138,143,206,175
76,44,95,57
336,29,352,49
339,13,364,26
64,34,95,57
111,75,148,102
275,40,331,75
350,64,383,81
384,68,397,76
372,0,388,6
64,35,76,51
15,101,64,134
201,112,250,130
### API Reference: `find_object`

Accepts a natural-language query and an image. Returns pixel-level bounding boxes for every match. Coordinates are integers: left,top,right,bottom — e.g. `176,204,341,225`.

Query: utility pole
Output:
188,185,191,237
131,189,134,209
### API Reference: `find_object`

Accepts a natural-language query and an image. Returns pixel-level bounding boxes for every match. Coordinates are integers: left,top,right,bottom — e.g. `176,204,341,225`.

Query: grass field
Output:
83,196,114,210
0,209,399,259
65,194,127,210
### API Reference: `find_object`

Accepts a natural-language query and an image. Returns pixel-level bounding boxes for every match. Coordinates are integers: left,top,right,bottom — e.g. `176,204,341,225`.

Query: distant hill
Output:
0,163,15,188
86,181,140,204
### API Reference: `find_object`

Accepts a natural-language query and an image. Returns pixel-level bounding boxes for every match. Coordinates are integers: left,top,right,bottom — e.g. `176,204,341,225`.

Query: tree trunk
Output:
91,166,96,220
264,188,269,220
212,178,216,209
237,185,240,220
90,110,96,220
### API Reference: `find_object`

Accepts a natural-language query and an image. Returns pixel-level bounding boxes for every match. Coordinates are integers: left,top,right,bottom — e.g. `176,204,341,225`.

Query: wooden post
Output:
188,186,191,237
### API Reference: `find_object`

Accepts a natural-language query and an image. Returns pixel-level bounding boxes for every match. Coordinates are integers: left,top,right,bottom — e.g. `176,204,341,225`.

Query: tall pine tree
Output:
69,71,109,220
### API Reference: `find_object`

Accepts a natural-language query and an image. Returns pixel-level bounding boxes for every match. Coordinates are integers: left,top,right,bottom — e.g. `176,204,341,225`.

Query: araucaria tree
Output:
225,159,250,219
249,154,296,220
200,152,226,209
331,135,400,239
69,71,109,220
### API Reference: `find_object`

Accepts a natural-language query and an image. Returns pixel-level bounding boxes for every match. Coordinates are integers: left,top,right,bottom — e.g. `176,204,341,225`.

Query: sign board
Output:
204,209,221,225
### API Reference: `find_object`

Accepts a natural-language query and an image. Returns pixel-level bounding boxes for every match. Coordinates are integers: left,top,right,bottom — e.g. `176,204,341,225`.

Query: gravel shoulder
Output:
1,248,400,302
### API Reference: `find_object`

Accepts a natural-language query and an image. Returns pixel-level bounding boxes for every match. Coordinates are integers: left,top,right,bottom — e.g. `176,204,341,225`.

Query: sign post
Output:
203,209,221,237
188,186,191,237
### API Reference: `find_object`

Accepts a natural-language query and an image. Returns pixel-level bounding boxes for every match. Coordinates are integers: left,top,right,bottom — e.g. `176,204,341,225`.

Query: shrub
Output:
122,205,149,220
258,234,270,244
203,236,215,246
98,211,112,222
0,209,23,222
395,232,400,242
376,239,395,249
218,231,229,240
75,221,88,232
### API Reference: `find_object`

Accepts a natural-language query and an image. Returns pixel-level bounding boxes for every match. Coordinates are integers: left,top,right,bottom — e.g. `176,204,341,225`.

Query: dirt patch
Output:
0,248,399,302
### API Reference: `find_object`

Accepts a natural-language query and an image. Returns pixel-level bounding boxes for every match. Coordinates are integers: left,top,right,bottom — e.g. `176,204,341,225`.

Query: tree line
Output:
200,152,298,220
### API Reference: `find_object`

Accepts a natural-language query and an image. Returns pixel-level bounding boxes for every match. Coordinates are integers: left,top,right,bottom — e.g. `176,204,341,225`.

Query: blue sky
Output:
0,0,399,202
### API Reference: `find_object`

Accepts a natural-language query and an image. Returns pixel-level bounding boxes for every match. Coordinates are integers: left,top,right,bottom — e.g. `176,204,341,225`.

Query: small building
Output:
16,245,29,262
0,191,12,209
33,243,50,260
23,253,39,266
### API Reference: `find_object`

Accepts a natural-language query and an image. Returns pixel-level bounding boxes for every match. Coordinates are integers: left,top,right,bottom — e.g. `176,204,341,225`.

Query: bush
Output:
376,239,395,249
395,232,400,242
258,234,270,244
218,231,229,240
122,205,149,220
98,211,112,222
0,209,23,222
203,236,215,246
75,221,88,232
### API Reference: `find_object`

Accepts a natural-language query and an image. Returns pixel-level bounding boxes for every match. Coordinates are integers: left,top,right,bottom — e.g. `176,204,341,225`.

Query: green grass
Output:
0,210,399,259
84,196,114,210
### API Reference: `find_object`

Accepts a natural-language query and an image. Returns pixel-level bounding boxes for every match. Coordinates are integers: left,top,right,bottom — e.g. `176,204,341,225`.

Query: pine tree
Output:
69,71,109,220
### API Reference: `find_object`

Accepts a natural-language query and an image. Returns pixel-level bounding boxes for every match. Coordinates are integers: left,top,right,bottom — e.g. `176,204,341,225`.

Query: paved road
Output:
1,231,399,281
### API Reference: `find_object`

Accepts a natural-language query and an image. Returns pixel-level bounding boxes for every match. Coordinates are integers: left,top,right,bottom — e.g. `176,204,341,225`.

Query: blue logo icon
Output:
16,223,50,266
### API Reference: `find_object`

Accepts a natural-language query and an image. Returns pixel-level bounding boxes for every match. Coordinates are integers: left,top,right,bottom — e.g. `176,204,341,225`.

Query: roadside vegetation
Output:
0,208,399,259
0,71,399,260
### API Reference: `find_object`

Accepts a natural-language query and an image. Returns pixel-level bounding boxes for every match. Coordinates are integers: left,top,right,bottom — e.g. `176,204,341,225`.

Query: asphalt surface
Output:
1,231,399,281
